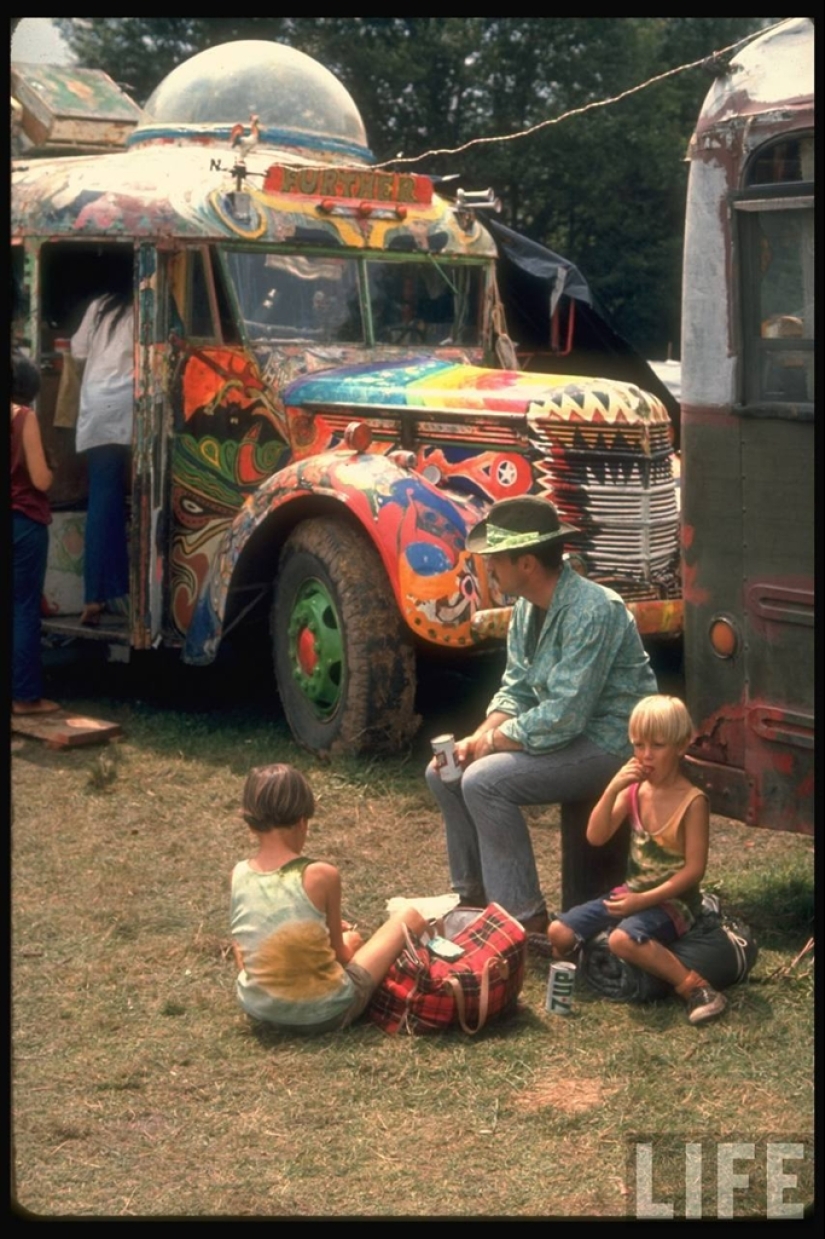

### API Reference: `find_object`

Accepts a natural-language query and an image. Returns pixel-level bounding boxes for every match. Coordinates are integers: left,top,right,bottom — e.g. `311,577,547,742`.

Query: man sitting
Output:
425,495,658,934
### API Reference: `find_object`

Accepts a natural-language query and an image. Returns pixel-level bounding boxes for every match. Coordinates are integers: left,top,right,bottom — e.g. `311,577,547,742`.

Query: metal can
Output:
431,733,462,783
546,962,576,1015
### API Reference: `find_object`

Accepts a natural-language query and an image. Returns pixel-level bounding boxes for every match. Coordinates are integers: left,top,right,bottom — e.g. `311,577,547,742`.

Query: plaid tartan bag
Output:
367,903,526,1035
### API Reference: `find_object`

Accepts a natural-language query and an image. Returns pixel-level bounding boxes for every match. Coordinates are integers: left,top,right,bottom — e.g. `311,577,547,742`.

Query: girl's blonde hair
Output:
242,763,315,832
628,695,694,747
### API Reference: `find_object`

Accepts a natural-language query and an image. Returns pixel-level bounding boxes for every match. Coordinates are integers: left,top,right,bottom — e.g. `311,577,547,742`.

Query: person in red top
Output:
11,353,59,715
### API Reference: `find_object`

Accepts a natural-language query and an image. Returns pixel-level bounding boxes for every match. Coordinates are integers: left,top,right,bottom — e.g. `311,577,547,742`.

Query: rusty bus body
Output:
680,17,814,832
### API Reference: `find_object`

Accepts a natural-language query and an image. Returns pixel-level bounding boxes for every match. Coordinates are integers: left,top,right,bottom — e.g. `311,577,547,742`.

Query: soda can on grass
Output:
546,962,576,1015
431,734,462,783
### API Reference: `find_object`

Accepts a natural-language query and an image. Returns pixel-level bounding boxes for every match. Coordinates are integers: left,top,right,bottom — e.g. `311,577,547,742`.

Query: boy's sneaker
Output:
685,983,727,1025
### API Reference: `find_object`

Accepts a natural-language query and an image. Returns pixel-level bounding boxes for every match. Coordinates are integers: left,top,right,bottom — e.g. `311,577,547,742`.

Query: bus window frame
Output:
732,183,814,418
186,246,222,342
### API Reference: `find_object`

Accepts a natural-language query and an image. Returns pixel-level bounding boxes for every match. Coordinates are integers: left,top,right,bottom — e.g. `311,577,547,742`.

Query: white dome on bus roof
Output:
131,40,371,160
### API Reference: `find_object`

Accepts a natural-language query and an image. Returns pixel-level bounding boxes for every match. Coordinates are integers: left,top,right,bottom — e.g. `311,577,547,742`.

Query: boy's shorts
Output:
338,961,379,1028
275,962,377,1034
557,890,680,947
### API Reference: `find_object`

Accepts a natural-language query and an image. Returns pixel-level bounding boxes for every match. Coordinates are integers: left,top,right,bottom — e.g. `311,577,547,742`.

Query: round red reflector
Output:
709,617,738,658
344,421,373,452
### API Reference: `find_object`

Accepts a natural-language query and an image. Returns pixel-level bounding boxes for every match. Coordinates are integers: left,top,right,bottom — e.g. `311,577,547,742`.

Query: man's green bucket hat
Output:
465,495,580,555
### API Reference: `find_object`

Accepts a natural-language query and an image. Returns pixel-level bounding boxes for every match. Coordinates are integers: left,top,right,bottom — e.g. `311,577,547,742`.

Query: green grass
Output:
11,654,815,1218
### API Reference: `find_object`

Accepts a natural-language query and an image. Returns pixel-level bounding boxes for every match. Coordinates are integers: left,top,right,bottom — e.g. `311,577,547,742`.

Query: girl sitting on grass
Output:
545,695,727,1025
230,763,427,1033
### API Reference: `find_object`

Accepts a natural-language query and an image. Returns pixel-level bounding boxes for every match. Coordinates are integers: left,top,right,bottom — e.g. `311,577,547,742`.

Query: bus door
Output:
735,166,815,829
133,241,173,648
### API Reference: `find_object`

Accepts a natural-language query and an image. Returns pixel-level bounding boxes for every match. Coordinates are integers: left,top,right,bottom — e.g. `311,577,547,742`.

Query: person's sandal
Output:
12,699,61,715
80,602,104,626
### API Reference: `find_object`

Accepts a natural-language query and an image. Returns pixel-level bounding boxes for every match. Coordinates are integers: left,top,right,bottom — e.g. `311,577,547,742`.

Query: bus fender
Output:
181,446,489,664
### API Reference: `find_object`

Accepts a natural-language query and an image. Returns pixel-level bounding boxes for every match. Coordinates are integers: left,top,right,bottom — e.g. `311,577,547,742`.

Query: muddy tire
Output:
272,519,419,757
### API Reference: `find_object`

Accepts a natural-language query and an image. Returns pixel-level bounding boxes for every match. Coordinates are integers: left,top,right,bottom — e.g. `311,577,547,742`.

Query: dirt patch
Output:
514,1070,618,1114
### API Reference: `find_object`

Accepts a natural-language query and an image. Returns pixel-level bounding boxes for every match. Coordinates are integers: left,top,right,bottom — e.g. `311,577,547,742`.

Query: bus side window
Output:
174,247,239,344
188,250,214,337
740,135,814,406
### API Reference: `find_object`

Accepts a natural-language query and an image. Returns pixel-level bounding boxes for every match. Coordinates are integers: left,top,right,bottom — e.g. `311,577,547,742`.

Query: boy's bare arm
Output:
603,797,710,914
303,862,357,964
586,758,642,845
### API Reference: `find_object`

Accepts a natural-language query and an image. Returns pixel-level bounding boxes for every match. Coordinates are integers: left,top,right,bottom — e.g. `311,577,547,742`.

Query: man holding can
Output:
425,495,657,937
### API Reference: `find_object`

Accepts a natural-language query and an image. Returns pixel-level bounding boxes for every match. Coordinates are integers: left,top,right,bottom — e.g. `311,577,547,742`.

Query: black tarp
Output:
486,218,681,446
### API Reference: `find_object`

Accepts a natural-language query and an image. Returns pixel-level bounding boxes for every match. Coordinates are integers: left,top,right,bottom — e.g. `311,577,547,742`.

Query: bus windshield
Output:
223,251,364,344
366,259,483,347
223,250,484,349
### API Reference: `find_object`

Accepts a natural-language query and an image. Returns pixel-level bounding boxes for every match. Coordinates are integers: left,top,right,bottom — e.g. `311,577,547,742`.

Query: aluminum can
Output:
546,962,576,1015
431,733,462,783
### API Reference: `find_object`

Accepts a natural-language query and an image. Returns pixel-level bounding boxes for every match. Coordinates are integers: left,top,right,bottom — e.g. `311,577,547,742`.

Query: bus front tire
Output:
272,518,419,757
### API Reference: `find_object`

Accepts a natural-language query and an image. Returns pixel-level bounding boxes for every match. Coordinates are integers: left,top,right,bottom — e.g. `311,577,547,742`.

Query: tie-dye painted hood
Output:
283,356,672,426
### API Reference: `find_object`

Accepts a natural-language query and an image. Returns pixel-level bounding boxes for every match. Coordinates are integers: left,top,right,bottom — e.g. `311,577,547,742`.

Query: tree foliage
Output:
53,17,771,356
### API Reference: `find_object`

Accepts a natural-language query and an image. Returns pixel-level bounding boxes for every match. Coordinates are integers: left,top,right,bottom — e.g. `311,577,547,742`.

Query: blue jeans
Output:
557,892,680,946
13,512,49,702
425,737,623,923
83,444,129,604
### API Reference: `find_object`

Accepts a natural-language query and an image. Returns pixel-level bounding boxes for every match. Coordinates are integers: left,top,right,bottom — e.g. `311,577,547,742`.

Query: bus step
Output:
41,615,131,644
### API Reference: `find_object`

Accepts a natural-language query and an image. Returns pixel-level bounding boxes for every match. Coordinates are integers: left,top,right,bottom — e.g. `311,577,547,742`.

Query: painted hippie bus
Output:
680,17,814,832
12,40,680,756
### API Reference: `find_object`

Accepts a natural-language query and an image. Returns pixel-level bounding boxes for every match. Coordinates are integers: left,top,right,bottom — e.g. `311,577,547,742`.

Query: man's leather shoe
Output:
519,911,549,935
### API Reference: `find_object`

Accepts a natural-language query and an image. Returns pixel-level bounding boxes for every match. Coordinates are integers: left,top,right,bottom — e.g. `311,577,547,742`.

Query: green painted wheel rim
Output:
286,577,344,719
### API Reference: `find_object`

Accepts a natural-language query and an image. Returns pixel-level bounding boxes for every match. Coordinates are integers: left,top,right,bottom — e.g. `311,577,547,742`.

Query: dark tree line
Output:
53,17,772,357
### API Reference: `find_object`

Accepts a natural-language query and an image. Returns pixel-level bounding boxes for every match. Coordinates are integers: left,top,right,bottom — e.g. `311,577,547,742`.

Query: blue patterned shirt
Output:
489,562,657,756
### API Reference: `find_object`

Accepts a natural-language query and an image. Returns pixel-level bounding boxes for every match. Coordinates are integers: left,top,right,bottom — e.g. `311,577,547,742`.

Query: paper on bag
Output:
385,893,460,920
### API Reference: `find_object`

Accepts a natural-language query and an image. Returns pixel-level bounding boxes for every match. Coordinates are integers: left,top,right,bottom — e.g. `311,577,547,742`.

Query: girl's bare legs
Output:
350,909,428,984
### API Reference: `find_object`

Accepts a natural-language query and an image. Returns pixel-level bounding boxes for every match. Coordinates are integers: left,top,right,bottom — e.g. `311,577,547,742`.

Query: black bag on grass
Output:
581,895,758,1003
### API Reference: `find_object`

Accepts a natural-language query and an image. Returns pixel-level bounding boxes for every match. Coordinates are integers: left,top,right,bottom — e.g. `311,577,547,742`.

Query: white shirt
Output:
71,295,135,452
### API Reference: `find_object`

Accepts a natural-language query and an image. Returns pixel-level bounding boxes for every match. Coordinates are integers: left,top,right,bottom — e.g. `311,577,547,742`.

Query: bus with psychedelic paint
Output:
680,17,813,832
12,40,681,757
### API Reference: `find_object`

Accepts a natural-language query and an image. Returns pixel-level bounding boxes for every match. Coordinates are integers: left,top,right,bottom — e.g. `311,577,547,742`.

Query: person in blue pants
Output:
426,495,657,936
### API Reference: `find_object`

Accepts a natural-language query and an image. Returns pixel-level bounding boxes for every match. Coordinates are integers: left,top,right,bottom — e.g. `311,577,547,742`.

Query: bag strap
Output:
442,957,510,1035
396,924,426,1035
722,924,750,982
400,921,426,969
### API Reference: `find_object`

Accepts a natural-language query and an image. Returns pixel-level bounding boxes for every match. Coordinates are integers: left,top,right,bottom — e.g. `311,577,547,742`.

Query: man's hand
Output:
456,723,520,767
454,735,480,767
472,729,499,760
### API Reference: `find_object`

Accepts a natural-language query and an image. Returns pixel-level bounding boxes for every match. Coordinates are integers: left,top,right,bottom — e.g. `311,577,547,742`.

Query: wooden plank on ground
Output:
11,711,123,749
